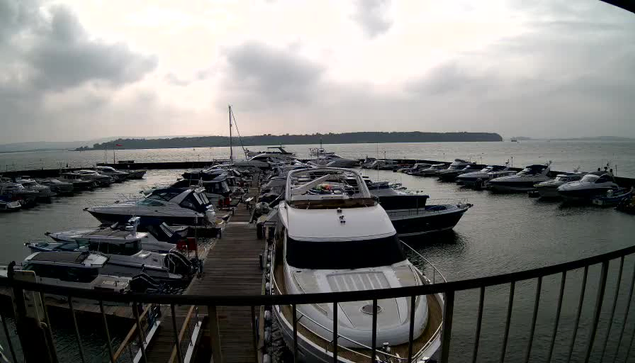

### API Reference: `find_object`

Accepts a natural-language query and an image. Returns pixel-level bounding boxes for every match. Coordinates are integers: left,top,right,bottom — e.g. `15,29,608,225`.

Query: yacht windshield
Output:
581,174,600,183
286,235,405,269
148,189,182,201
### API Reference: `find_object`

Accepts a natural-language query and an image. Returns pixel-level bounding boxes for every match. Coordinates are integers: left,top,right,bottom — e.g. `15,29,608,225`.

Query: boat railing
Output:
401,241,448,284
3,243,635,362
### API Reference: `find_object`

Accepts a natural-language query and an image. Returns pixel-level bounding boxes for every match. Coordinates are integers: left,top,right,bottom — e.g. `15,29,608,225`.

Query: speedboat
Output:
379,195,472,237
413,163,447,177
404,163,431,175
436,159,472,181
437,163,479,182
245,146,295,159
76,170,114,186
95,166,129,182
37,178,75,195
0,196,21,212
456,165,515,188
87,187,216,227
533,173,584,198
487,163,552,192
592,187,633,207
174,169,233,208
557,171,619,202
15,177,56,199
271,167,443,362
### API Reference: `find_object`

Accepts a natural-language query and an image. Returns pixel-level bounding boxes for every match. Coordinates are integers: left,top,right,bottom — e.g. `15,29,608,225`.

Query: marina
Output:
0,142,634,362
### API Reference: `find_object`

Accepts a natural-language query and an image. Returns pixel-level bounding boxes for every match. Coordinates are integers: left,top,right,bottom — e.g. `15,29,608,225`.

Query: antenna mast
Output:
228,105,233,162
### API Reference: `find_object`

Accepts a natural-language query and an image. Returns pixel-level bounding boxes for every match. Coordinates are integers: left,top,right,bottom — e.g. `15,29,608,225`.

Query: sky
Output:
0,0,634,144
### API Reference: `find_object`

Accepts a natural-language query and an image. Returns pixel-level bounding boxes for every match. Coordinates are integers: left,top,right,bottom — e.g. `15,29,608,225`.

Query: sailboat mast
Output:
228,105,233,162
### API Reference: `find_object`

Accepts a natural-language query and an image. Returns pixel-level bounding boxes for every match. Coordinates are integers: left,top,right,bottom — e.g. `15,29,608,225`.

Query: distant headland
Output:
78,132,503,150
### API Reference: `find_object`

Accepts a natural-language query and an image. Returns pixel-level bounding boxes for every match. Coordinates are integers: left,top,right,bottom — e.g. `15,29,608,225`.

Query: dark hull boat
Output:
379,195,471,237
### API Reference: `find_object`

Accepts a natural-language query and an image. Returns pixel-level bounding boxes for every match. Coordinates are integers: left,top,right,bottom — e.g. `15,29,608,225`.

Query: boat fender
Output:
264,310,271,323
265,282,271,293
263,354,271,363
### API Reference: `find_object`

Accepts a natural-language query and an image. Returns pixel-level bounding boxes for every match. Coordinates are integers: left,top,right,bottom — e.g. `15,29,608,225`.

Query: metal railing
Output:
1,244,635,362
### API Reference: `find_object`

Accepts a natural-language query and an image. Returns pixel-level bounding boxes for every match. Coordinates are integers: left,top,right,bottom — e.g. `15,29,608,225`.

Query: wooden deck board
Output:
146,188,264,363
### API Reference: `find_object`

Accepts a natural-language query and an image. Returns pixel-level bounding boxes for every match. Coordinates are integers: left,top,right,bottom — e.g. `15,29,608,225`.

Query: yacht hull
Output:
487,181,541,193
558,187,614,202
387,205,469,237
88,211,207,227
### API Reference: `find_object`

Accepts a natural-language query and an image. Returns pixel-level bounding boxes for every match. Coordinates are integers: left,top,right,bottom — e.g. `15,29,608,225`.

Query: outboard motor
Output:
130,273,161,293
165,250,195,275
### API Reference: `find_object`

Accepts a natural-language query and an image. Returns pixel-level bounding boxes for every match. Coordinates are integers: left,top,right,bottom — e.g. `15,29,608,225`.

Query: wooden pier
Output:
144,192,265,363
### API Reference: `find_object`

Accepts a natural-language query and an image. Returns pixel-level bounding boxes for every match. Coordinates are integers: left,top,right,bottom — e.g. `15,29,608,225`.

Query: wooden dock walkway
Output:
145,193,265,363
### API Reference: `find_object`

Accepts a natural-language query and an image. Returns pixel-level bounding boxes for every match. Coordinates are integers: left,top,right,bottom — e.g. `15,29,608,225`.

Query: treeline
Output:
85,132,502,150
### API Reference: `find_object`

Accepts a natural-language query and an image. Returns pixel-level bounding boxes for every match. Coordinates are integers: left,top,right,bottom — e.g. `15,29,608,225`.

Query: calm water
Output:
1,142,635,361
2,140,635,177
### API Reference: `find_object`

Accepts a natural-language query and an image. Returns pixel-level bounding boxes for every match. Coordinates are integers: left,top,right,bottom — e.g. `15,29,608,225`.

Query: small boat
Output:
456,165,515,188
592,187,633,207
402,163,431,175
271,167,444,362
125,169,147,179
379,195,472,237
557,171,619,202
37,178,75,195
245,146,295,159
87,187,216,227
533,173,584,198
0,180,39,207
617,194,635,214
487,163,552,192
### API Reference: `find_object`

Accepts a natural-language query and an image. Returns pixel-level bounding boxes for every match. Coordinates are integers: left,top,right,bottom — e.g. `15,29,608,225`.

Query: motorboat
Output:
28,218,183,254
76,170,114,186
245,146,295,159
95,166,129,182
366,159,399,170
125,169,147,179
379,195,472,237
557,171,619,202
311,154,360,168
60,172,97,190
592,187,633,207
403,163,431,175
87,187,216,227
456,165,515,188
413,163,447,177
0,180,39,207
271,167,443,362
436,159,472,181
437,163,479,182
487,163,552,192
36,178,75,195
533,173,584,198
174,169,233,208
15,177,56,199
0,196,21,212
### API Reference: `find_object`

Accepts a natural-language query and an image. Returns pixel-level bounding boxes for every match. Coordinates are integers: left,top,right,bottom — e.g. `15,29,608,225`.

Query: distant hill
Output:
0,137,121,153
86,132,503,150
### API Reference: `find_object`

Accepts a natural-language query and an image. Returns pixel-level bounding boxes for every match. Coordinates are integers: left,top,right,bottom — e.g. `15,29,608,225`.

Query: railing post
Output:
440,290,455,363
583,261,609,363
9,266,58,363
208,305,223,363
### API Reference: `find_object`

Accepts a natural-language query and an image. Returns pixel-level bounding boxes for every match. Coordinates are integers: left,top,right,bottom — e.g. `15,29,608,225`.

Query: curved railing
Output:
1,243,635,362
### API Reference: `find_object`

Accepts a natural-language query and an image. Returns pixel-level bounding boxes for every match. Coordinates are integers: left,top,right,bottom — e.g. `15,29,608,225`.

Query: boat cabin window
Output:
88,240,141,255
138,199,165,207
518,166,544,176
286,235,406,269
581,174,600,183
180,193,204,211
24,263,99,283
148,189,182,201
596,175,614,183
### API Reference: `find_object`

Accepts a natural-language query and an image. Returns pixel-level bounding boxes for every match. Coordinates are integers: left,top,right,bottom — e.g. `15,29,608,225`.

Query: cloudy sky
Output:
1,0,634,144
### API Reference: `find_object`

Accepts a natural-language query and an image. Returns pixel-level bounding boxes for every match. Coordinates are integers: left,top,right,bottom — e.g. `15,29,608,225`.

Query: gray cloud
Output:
351,0,392,38
222,41,325,109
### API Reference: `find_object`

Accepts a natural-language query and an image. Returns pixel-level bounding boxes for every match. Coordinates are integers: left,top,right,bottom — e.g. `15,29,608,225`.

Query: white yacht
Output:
60,172,97,190
456,165,515,188
15,177,56,199
558,171,619,202
413,163,447,177
272,168,443,362
87,187,216,227
534,173,584,198
95,166,130,182
0,180,39,207
76,170,114,186
487,163,552,192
